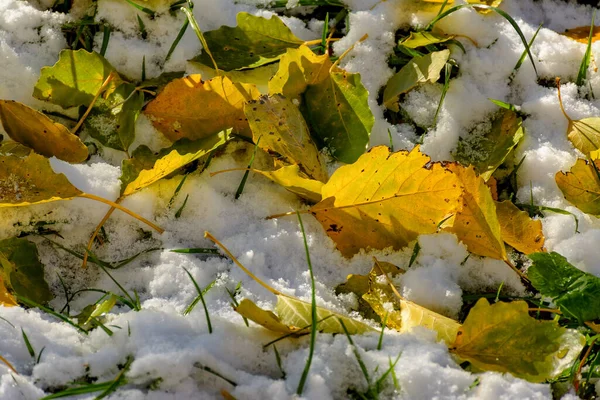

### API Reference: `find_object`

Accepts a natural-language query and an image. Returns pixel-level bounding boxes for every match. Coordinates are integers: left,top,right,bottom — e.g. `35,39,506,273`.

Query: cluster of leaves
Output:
3,0,600,398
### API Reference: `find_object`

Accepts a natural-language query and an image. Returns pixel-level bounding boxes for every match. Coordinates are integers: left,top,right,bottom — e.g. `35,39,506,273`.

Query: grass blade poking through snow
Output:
433,61,452,126
510,23,542,81
18,297,88,335
21,329,35,359
100,25,110,56
340,319,372,389
425,5,538,77
577,10,596,87
181,4,219,73
226,282,249,327
235,138,261,199
182,267,215,334
296,211,317,395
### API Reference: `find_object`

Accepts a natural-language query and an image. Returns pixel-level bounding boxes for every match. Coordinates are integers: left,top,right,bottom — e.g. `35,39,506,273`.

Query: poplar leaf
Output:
244,94,328,182
454,110,524,181
443,164,506,260
562,26,600,44
528,252,600,323
121,131,230,196
555,158,600,215
0,238,52,304
566,117,600,156
400,31,455,49
309,146,462,257
383,50,450,112
144,75,260,142
304,67,374,164
0,144,83,207
255,165,323,203
235,299,303,334
192,13,304,71
451,299,583,382
496,200,545,254
33,49,119,109
400,300,461,345
268,45,332,100
190,63,280,94
0,100,88,163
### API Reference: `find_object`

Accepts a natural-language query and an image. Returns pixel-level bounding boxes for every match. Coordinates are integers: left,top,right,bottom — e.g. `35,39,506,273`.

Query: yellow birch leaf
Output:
144,75,260,142
562,26,600,44
244,94,328,182
309,146,462,257
0,100,88,163
401,300,461,345
556,158,600,215
443,164,507,260
495,200,545,254
451,299,584,382
0,277,17,307
255,165,323,203
235,298,303,335
268,45,332,100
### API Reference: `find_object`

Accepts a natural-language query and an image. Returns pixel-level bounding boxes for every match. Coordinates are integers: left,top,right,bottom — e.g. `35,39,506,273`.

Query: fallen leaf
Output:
254,165,324,203
0,144,83,207
0,277,17,307
555,158,600,215
401,300,460,345
0,100,88,163
562,26,600,44
244,94,328,182
84,83,144,153
190,63,280,94
443,164,506,260
235,298,303,335
400,31,455,49
383,50,450,112
567,117,600,156
121,130,230,196
192,13,304,71
451,298,582,383
309,146,462,257
268,45,332,101
496,200,545,254
528,252,600,323
454,109,524,181
0,238,52,304
33,49,119,109
304,67,374,164
144,75,260,142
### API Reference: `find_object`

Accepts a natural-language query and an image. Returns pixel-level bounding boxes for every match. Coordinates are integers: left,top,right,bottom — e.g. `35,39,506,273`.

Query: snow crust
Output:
0,0,598,398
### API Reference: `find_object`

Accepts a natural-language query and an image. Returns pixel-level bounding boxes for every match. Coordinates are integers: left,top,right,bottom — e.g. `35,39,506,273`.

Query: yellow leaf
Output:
452,299,584,382
495,200,545,254
562,26,600,44
244,95,328,182
444,164,506,260
235,298,304,335
0,100,88,163
268,45,332,100
255,165,323,203
401,300,461,345
557,80,600,155
556,158,600,215
0,277,17,307
308,146,462,257
0,144,82,207
188,62,280,94
144,75,260,142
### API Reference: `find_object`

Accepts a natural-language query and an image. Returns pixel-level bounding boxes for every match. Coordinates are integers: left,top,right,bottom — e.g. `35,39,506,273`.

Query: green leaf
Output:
400,31,455,49
33,49,119,109
0,238,52,304
451,299,583,382
304,68,374,163
85,83,144,152
191,13,304,71
528,252,600,323
120,131,230,196
454,109,524,181
383,50,450,112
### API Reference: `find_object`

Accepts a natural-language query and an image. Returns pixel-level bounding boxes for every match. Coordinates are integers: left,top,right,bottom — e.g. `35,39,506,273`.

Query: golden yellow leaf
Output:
562,26,600,44
557,79,600,155
0,100,88,163
309,146,462,257
235,298,303,335
188,62,280,94
268,45,332,100
452,299,584,382
0,276,17,307
255,165,323,203
244,94,328,182
401,300,461,345
0,144,83,207
443,164,506,260
495,200,545,254
144,75,260,142
556,158,600,215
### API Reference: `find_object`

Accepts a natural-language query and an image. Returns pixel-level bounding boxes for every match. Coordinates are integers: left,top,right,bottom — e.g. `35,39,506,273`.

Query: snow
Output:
0,0,598,398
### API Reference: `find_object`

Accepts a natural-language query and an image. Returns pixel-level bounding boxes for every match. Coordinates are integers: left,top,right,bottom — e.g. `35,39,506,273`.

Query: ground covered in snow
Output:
1,0,599,398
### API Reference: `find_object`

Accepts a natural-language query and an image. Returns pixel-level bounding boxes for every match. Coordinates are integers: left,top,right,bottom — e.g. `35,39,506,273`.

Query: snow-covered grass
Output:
0,0,599,398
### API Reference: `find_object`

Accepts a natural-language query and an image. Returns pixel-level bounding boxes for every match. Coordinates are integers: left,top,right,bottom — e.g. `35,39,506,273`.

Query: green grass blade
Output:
512,23,542,78
100,25,111,56
36,346,45,364
40,382,113,399
375,352,401,393
577,10,596,87
18,296,88,335
170,248,219,254
433,62,452,126
175,194,189,218
226,284,249,327
235,138,261,199
296,211,317,396
166,18,189,62
94,356,133,399
321,12,329,54
377,312,388,351
124,0,155,17
182,268,213,334
168,174,188,208
273,345,286,378
137,15,147,40
21,329,35,358
141,55,146,81
408,241,421,268
181,7,219,73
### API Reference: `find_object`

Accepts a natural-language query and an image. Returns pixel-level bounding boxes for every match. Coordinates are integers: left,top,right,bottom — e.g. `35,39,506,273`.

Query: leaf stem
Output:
0,354,17,374
78,193,164,233
72,72,116,134
204,231,281,296
82,204,118,269
555,77,573,123
267,209,309,220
